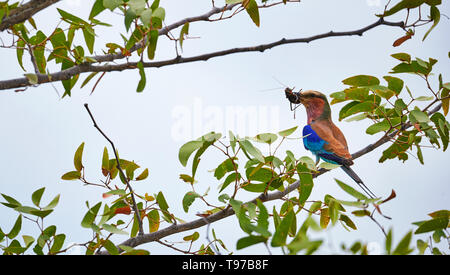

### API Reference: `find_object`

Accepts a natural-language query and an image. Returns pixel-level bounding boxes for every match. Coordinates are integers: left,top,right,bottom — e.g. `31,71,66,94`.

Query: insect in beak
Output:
285,87,302,119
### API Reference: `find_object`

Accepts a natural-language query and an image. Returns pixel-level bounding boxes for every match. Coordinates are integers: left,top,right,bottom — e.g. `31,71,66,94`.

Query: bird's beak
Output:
285,88,302,104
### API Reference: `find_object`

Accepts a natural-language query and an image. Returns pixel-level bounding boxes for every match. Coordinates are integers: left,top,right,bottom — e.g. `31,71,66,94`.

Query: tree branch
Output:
96,102,442,254
0,0,61,31
88,3,240,64
0,18,404,91
83,103,144,236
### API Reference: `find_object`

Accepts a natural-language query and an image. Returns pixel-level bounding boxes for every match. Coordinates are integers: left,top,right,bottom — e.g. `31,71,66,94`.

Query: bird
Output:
285,88,377,199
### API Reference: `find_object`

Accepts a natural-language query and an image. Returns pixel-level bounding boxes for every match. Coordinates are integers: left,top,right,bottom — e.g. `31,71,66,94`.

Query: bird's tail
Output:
341,165,377,199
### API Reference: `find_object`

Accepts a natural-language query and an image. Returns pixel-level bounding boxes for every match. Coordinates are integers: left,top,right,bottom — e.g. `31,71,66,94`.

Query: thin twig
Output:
83,103,144,236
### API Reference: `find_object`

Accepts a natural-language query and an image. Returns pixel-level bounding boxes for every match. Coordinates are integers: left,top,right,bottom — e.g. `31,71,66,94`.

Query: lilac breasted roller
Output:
285,89,377,199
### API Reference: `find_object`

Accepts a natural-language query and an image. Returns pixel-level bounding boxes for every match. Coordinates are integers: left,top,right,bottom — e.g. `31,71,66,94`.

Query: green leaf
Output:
81,202,102,228
351,209,371,217
410,109,430,123
414,217,449,234
428,209,450,219
341,102,376,120
22,235,35,248
136,61,146,92
244,0,260,27
318,162,341,170
288,239,323,255
256,199,270,234
309,201,322,214
236,235,267,250
152,7,165,21
327,198,340,225
74,142,85,172
330,91,346,104
147,30,159,60
179,174,195,184
125,161,139,180
178,140,204,167
366,119,391,135
102,224,128,235
82,26,95,54
61,171,81,180
16,39,25,70
239,139,265,163
342,75,380,87
383,76,404,95
229,198,243,216
297,163,313,204
386,229,393,254
135,168,149,181
13,206,39,215
42,194,60,210
382,0,424,17
391,61,431,75
150,0,160,10
179,22,189,49
192,137,217,179
101,146,109,173
126,27,143,50
147,210,160,232
298,156,316,170
368,85,395,99
140,8,152,27
278,126,298,137
4,240,26,254
89,0,106,19
1,193,22,209
336,179,369,200
255,133,278,145
343,87,370,102
183,231,200,242
103,189,126,197
271,210,295,247
81,72,99,88
416,239,428,255
7,215,22,239
57,8,87,24
124,8,136,32
394,98,408,115
156,191,169,211
392,231,413,255
214,158,236,180
423,6,440,41
182,191,201,213
50,234,66,254
391,52,411,63
103,239,119,255
128,0,146,15
219,172,240,193
103,0,123,11
415,96,434,101
339,214,357,230
31,187,45,208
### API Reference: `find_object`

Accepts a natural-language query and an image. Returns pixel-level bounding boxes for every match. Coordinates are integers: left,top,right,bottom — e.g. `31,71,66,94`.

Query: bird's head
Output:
285,89,331,123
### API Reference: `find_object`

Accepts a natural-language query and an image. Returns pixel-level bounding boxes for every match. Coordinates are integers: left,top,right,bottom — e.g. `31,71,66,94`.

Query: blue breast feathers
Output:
302,125,327,153
302,125,344,165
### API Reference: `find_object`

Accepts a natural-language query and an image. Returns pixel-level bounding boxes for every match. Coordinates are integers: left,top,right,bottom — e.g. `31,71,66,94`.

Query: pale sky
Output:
0,0,449,254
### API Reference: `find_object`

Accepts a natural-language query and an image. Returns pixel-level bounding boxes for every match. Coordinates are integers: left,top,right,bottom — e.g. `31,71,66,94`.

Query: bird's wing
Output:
310,121,353,162
330,121,349,150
